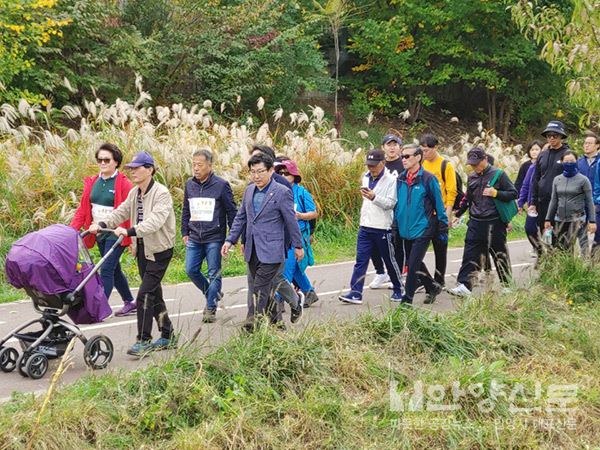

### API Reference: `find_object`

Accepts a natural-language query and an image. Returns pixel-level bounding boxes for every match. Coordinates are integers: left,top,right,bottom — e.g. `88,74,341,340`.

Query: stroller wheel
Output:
0,347,19,372
84,335,114,370
16,352,29,377
25,353,49,380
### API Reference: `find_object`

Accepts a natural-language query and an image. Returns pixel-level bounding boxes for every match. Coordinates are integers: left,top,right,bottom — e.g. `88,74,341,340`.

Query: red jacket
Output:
70,172,133,248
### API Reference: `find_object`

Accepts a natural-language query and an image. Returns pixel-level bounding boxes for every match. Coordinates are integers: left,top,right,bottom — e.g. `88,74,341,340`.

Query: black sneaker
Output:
304,290,319,307
290,292,304,323
202,308,216,323
424,284,443,305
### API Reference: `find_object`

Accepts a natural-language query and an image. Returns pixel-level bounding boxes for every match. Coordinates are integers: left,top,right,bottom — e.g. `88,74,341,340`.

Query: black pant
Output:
457,218,512,290
555,220,583,252
534,199,553,254
372,228,405,274
403,237,435,303
136,242,173,342
247,247,282,324
430,234,447,286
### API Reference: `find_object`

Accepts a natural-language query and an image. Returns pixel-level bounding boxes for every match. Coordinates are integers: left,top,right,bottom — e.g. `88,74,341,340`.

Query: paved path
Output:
0,240,534,402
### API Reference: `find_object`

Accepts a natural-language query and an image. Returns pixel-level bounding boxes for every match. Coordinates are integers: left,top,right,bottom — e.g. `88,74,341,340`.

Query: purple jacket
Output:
518,162,536,208
226,178,302,264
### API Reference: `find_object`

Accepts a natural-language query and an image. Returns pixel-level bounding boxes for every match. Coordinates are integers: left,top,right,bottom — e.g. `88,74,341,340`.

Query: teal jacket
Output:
395,166,448,240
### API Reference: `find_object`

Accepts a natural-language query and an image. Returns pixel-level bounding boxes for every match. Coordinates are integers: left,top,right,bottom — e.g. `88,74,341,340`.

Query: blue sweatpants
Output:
349,226,403,298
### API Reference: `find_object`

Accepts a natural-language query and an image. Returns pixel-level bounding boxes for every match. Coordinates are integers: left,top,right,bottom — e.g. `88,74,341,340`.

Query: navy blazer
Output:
227,179,302,264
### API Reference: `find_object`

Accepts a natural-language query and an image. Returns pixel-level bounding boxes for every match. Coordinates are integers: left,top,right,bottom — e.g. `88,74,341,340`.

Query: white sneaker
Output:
369,273,392,289
448,283,472,297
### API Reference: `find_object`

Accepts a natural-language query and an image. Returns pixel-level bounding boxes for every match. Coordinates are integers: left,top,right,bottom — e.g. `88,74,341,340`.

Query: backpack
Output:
441,159,465,210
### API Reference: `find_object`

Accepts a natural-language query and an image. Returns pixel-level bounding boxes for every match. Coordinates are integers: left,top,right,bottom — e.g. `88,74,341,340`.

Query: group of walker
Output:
70,119,597,356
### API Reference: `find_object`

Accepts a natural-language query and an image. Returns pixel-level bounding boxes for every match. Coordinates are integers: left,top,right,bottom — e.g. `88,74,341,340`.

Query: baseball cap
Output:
366,149,385,166
382,134,403,146
125,151,155,168
466,148,486,165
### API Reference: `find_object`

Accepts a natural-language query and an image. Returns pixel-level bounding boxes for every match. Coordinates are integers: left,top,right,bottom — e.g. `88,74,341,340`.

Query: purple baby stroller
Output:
1,224,118,379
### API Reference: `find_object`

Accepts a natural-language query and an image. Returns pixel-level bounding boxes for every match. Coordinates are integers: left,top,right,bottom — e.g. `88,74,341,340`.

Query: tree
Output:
0,0,71,103
511,0,600,127
346,0,568,137
310,0,352,119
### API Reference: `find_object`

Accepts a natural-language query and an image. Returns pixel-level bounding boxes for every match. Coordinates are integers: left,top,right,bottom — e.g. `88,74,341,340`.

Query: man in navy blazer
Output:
222,152,304,329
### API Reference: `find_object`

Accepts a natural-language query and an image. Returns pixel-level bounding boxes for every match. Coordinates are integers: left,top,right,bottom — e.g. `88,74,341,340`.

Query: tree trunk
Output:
487,89,497,132
333,25,340,119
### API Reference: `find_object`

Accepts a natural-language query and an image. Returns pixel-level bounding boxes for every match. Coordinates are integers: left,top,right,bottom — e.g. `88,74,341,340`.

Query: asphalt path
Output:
0,239,534,402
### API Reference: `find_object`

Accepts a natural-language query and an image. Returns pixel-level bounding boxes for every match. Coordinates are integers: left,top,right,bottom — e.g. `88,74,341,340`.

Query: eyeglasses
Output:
546,133,561,139
250,168,269,176
401,154,414,159
96,158,112,164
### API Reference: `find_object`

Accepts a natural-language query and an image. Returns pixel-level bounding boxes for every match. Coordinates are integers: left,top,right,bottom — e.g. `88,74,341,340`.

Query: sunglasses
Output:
96,158,112,164
546,133,561,139
401,154,414,159
278,170,290,176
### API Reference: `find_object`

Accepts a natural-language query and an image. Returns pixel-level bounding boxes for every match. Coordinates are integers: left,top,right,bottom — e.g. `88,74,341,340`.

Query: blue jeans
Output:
96,237,134,303
284,247,313,293
185,240,223,310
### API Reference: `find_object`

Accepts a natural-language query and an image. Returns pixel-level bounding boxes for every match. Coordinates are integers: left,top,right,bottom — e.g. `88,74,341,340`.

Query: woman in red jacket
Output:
70,143,136,316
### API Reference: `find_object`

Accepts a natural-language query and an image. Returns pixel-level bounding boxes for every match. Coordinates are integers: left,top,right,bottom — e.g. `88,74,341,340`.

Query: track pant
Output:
457,218,512,290
349,227,403,298
136,242,174,342
371,228,405,275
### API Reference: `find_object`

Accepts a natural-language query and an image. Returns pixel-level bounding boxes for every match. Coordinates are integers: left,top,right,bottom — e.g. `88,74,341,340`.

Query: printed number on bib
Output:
91,204,114,223
189,197,216,222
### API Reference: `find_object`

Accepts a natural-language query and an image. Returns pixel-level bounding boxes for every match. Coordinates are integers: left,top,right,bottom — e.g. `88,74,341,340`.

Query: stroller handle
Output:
80,227,119,239
68,232,125,303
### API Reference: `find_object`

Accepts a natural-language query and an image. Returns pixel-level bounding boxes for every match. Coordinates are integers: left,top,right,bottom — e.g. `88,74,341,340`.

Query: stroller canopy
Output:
5,224,111,324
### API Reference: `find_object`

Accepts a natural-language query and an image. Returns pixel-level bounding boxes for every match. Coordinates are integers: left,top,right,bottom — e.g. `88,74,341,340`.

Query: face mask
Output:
562,162,578,177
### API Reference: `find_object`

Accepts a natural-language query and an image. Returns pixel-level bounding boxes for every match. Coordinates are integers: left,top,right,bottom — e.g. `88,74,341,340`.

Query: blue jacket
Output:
395,167,448,240
586,156,600,205
181,172,237,244
227,179,303,264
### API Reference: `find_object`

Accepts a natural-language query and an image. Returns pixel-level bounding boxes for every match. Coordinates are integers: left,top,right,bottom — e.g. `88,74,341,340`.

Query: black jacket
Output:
531,143,571,206
514,160,532,194
457,165,518,221
181,172,237,243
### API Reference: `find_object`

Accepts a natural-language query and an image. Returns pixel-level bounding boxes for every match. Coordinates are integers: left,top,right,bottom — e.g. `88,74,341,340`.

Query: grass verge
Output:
0,252,597,449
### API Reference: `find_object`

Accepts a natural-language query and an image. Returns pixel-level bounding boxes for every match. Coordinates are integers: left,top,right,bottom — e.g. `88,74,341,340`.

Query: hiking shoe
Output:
369,273,392,289
115,301,137,317
304,290,319,307
203,308,217,323
291,292,304,323
126,340,153,357
152,336,178,351
338,293,363,304
448,283,472,298
390,291,403,302
424,284,443,305
241,319,255,333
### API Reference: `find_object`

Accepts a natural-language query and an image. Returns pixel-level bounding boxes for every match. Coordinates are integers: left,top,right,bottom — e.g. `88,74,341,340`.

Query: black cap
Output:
366,149,385,166
382,134,403,146
541,120,567,138
466,148,486,165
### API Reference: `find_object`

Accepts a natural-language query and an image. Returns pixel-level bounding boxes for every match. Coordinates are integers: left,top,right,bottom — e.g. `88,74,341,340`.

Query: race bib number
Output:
91,203,114,223
189,197,215,222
